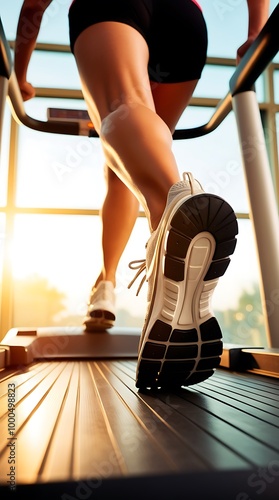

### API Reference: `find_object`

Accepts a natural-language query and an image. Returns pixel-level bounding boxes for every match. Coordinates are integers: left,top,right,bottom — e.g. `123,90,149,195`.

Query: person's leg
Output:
90,78,197,288
94,166,139,288
73,21,187,230
94,79,198,287
128,84,237,389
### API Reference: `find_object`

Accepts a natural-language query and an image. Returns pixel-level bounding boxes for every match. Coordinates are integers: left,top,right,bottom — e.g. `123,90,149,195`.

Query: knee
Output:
100,104,132,138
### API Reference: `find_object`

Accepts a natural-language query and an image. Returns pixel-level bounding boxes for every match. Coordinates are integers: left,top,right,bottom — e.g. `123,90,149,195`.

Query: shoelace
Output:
128,259,147,296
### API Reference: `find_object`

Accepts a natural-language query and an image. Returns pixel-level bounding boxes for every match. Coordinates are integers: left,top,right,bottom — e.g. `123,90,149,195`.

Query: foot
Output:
83,280,116,331
135,172,238,389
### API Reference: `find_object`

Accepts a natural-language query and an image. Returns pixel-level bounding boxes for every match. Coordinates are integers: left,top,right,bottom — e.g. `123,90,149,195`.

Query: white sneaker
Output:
135,172,238,389
83,280,116,331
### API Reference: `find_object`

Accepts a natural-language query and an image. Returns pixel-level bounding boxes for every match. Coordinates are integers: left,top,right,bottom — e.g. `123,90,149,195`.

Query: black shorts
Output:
68,0,208,83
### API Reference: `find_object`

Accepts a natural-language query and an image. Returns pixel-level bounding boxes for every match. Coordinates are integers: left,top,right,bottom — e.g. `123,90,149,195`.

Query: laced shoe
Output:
83,280,116,331
134,172,238,389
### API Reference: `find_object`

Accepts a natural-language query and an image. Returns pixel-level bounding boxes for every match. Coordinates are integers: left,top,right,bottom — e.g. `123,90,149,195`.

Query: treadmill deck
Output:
0,359,278,498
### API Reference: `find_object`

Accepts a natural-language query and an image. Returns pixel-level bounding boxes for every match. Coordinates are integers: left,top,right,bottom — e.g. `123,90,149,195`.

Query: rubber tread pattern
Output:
136,194,238,390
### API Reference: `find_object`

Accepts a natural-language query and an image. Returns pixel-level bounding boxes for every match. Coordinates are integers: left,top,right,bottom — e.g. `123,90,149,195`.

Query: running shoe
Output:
83,280,116,331
135,172,238,389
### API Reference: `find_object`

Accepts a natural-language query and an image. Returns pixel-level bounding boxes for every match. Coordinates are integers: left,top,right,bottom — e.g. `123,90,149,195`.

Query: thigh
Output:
151,80,198,134
73,22,155,131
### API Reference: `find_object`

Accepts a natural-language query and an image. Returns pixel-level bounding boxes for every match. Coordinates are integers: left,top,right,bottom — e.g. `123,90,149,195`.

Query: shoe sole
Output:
136,193,238,390
84,310,115,332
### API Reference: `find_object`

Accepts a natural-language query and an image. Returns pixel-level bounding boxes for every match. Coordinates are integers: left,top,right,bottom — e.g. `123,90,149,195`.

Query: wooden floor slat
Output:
106,362,251,470
0,360,279,497
190,383,279,429
203,375,279,412
40,362,80,482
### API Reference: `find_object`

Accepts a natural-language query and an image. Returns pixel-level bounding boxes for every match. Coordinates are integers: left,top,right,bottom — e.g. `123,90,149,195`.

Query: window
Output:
0,105,10,207
274,71,279,104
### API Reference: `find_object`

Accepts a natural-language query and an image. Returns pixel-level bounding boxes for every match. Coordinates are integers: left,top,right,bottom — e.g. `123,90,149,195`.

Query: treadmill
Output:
0,6,279,372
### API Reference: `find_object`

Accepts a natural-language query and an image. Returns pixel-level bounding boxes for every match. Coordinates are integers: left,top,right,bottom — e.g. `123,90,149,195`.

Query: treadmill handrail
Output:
174,2,279,140
8,70,80,136
2,3,279,139
173,91,232,140
229,2,279,96
0,15,79,136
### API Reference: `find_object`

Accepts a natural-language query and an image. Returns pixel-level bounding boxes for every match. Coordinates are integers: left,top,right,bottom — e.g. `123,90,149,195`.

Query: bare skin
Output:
94,168,140,287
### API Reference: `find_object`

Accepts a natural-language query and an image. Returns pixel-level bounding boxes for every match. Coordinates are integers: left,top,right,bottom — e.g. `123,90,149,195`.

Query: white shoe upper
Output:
87,280,116,316
145,172,204,291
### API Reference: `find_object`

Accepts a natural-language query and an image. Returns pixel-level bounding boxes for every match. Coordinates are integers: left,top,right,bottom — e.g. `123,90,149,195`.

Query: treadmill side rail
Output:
1,327,141,366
